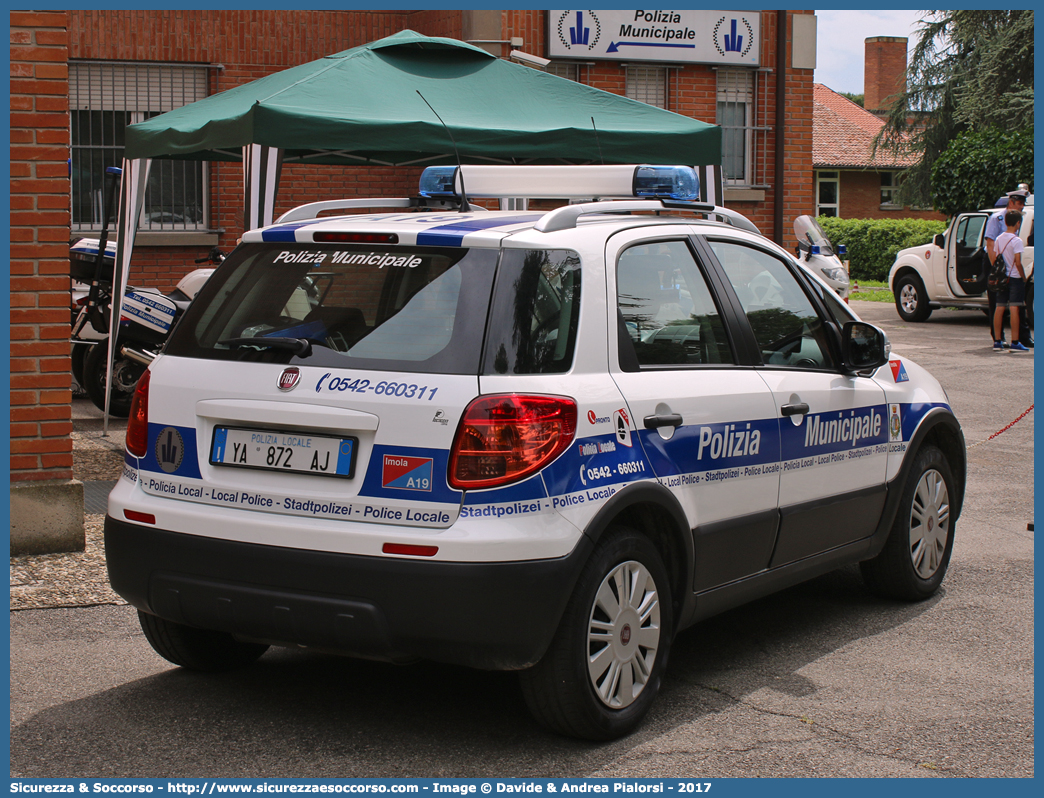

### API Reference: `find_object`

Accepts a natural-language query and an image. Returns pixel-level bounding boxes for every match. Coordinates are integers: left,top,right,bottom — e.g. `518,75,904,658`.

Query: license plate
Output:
210,426,357,479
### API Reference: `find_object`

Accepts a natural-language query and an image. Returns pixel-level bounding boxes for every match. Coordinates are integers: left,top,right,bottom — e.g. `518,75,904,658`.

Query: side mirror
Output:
842,321,890,374
933,233,945,249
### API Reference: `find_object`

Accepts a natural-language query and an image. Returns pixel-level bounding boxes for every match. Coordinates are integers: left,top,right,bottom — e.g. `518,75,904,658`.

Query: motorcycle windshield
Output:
794,215,834,256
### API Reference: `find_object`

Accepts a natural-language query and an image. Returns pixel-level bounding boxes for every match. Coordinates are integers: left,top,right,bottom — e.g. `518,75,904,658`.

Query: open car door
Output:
950,212,990,296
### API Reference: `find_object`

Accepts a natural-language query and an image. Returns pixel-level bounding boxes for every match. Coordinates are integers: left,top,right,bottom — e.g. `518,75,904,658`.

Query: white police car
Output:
106,165,965,740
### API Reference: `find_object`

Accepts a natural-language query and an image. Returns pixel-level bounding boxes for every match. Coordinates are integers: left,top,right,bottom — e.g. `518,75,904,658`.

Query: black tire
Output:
894,273,932,322
519,525,673,740
83,341,143,417
138,610,269,672
861,445,956,601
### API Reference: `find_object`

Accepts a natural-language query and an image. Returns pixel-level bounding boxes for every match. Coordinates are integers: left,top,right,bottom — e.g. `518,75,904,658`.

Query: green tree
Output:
930,128,1034,216
874,10,1034,208
840,92,864,108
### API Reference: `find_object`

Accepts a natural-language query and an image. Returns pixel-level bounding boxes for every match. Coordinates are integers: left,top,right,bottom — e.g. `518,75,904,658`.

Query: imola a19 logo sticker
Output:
889,359,909,383
382,454,433,491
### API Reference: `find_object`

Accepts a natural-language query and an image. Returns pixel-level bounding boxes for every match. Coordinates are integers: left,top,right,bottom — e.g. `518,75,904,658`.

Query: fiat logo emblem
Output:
278,367,301,392
621,624,632,646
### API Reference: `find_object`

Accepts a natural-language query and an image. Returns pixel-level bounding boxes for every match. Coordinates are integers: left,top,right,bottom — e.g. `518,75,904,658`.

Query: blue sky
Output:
815,9,927,95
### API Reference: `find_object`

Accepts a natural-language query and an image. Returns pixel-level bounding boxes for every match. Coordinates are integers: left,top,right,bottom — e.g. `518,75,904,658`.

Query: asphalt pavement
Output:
9,301,1034,779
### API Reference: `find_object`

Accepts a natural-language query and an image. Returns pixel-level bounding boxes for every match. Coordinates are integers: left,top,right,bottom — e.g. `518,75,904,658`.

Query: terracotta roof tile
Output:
813,83,917,169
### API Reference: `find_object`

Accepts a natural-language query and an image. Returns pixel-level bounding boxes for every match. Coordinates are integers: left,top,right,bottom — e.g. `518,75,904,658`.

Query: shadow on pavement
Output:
11,566,937,778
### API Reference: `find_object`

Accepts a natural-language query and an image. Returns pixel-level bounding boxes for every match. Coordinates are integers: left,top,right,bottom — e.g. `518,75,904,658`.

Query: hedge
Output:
816,216,948,282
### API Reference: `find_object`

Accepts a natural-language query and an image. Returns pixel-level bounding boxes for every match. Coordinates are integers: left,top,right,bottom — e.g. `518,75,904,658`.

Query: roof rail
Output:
534,201,664,233
276,198,412,224
664,201,761,234
534,200,761,235
274,196,484,224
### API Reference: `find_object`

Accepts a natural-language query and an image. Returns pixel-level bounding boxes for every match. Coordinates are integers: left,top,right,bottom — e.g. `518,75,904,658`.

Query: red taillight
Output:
126,368,151,457
382,543,438,557
124,510,156,525
448,394,577,490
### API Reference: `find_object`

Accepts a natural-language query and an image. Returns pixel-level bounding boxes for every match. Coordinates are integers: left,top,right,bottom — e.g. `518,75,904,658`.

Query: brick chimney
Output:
864,36,908,115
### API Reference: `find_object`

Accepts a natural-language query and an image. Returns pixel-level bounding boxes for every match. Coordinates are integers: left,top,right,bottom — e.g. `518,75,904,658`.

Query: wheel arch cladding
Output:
582,481,693,630
894,265,925,291
869,409,966,561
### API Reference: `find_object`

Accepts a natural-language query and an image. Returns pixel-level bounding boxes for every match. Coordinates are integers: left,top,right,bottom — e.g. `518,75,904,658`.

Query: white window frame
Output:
880,171,901,208
816,171,840,217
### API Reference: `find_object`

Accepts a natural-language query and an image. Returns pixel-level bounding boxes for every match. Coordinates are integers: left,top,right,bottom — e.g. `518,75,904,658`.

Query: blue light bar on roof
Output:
418,166,458,198
417,165,700,201
632,165,700,201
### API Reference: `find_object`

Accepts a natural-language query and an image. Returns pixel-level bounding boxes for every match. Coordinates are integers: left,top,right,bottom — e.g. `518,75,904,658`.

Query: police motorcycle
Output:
70,169,223,416
794,214,850,299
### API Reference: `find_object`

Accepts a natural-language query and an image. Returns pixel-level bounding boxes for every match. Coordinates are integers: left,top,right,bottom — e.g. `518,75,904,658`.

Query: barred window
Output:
546,62,582,82
70,61,212,232
626,65,667,109
716,68,754,185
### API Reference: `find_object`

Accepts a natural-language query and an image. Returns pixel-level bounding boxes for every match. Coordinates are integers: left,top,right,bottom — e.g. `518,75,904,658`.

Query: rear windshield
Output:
167,242,581,376
167,243,497,374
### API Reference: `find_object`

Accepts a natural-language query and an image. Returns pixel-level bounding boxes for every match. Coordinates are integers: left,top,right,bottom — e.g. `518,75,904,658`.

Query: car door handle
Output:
644,413,683,430
780,402,810,417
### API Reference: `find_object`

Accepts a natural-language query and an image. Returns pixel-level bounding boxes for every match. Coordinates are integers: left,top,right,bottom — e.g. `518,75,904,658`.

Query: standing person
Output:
992,209,1030,353
985,188,1029,347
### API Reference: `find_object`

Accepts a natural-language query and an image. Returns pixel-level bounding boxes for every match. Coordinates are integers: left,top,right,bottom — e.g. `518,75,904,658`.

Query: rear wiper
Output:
219,337,312,357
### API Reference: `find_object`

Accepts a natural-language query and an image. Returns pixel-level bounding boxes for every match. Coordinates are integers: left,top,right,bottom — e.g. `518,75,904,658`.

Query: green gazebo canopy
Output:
124,30,721,167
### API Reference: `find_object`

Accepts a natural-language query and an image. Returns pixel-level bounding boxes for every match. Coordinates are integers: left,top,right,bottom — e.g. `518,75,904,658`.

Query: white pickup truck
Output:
888,199,1034,322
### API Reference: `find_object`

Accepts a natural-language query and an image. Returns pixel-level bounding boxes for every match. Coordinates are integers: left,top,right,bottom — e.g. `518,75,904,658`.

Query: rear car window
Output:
166,243,498,374
482,249,581,375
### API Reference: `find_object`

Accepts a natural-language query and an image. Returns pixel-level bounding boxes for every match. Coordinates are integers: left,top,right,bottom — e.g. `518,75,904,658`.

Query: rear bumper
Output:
105,516,591,670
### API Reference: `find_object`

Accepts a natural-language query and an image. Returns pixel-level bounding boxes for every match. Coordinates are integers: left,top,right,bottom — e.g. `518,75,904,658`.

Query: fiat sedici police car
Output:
106,165,965,740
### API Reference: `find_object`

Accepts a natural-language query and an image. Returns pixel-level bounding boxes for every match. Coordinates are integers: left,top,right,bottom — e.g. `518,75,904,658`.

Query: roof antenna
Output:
591,117,605,165
417,90,471,212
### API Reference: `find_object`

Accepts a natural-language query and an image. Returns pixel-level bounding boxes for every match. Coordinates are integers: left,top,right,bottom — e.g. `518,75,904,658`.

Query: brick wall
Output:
782,12,817,234
840,170,945,221
68,9,464,290
864,36,907,114
10,11,74,483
